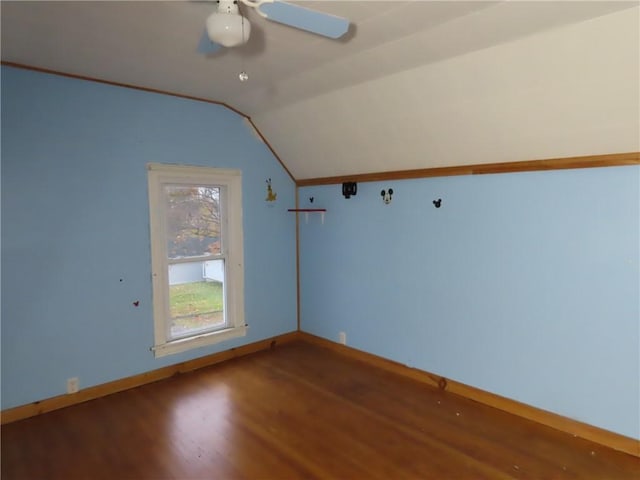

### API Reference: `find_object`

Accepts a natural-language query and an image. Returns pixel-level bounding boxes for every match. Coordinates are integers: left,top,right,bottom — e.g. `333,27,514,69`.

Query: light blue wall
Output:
3,67,638,441
1,66,297,409
299,166,640,439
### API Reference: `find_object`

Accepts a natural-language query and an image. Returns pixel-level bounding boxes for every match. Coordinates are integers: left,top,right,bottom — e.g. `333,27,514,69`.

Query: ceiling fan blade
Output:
197,29,223,54
258,1,349,39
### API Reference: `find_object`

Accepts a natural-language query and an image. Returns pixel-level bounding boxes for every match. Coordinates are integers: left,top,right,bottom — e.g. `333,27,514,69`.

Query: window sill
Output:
152,325,248,358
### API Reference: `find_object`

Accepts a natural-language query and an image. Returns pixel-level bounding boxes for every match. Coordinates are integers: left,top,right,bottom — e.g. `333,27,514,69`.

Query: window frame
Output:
147,163,246,358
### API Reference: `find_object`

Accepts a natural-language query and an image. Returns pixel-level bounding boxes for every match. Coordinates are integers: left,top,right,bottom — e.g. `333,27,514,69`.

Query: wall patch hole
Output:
133,301,140,307
433,198,442,208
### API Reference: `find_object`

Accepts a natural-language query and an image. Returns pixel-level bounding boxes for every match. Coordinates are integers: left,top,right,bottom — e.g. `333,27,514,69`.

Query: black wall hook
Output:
342,182,357,199
433,198,442,208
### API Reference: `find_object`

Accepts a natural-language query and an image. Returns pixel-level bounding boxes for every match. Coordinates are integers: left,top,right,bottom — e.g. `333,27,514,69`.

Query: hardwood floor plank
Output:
265,342,639,479
268,347,640,478
2,341,638,479
233,356,511,479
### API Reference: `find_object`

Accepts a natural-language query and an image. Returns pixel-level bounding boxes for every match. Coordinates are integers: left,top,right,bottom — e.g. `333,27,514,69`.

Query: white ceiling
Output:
2,1,639,179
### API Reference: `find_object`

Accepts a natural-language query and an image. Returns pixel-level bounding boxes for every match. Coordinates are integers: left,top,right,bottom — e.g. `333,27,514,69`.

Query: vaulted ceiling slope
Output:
2,1,639,179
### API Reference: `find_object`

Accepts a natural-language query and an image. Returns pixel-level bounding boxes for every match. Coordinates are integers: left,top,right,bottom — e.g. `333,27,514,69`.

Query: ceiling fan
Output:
197,0,350,54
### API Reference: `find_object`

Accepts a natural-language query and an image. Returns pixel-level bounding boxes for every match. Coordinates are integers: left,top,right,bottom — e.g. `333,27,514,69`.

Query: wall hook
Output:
433,198,442,208
265,178,277,202
381,188,393,204
342,182,357,199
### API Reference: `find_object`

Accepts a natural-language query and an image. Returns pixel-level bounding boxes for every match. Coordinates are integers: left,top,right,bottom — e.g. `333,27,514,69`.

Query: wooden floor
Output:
2,341,639,479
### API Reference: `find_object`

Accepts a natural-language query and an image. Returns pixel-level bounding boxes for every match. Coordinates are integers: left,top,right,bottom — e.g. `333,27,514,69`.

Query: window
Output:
147,163,246,357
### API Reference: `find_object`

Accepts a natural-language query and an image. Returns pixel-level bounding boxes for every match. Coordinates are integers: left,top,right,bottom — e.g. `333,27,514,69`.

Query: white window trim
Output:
147,163,246,358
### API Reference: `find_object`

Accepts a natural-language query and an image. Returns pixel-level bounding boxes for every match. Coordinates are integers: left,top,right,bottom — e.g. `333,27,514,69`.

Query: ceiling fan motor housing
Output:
206,0,251,47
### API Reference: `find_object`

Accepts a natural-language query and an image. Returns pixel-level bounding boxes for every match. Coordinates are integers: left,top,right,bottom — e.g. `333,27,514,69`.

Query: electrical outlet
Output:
67,377,79,394
339,331,347,345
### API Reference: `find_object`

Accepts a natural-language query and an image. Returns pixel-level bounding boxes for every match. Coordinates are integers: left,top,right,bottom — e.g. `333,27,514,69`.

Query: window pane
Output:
168,260,225,339
164,185,221,259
